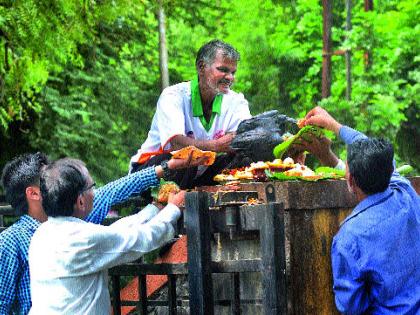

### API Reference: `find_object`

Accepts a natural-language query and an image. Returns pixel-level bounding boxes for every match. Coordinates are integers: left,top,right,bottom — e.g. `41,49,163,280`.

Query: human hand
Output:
167,190,186,209
292,133,339,167
167,151,209,169
214,132,235,153
304,106,342,134
285,146,307,165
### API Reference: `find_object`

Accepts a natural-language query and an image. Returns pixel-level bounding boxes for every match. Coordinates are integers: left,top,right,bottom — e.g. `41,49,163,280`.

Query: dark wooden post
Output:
168,275,177,314
111,276,121,315
185,191,214,315
231,272,241,314
138,275,148,314
322,0,333,98
260,203,287,315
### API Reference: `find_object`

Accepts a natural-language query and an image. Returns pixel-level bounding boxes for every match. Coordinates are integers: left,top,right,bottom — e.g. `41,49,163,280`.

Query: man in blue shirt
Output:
0,152,204,314
304,106,420,314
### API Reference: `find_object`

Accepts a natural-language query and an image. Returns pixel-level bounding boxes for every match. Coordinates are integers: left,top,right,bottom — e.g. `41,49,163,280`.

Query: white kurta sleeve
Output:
69,204,181,274
109,203,159,229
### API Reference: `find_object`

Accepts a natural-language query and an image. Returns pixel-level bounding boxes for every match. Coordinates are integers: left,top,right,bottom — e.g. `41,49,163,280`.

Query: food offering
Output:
214,158,345,184
151,179,181,203
213,157,297,183
171,145,216,166
266,164,345,181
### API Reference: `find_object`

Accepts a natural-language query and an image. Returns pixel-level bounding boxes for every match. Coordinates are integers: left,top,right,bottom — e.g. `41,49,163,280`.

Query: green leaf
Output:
314,167,345,178
273,125,325,159
396,164,414,176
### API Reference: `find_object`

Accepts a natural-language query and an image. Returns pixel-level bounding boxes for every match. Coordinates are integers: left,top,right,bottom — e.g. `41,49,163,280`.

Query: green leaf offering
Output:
265,169,321,182
273,125,325,159
396,164,414,176
314,166,345,179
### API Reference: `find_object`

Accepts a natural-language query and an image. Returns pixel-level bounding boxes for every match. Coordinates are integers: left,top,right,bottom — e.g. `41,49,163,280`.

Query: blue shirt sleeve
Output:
331,238,370,315
0,239,19,314
85,166,159,224
338,126,368,145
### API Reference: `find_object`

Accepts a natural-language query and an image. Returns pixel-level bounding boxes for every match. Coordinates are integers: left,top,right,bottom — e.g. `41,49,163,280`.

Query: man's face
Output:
74,166,95,219
82,177,95,215
199,50,237,95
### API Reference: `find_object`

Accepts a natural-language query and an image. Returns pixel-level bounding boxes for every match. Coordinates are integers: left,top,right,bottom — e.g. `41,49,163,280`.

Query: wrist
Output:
320,150,339,168
331,122,342,135
160,160,175,180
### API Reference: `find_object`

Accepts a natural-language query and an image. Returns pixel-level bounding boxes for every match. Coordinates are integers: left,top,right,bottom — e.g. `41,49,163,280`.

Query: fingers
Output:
186,151,194,165
304,106,323,120
190,155,209,166
168,190,186,208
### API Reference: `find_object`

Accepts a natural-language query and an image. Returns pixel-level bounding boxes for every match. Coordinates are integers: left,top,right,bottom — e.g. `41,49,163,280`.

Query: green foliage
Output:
0,0,418,183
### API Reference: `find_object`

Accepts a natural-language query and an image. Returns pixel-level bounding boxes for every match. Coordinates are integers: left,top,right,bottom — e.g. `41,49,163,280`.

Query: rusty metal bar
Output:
322,0,332,98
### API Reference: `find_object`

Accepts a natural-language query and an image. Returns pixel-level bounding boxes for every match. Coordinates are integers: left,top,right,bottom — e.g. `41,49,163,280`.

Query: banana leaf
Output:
273,125,325,159
396,164,414,176
314,166,345,179
265,169,321,182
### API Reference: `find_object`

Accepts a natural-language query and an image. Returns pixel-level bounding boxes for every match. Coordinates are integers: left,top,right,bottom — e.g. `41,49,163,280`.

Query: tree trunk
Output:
322,0,332,99
158,0,169,90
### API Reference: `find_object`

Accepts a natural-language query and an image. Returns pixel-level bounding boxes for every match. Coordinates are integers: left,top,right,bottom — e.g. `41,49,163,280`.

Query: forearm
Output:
90,205,181,270
170,135,217,151
319,150,340,168
87,167,159,224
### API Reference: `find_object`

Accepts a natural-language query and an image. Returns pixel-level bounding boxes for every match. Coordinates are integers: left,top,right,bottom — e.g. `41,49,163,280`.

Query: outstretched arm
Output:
88,153,207,224
170,133,235,153
304,106,367,145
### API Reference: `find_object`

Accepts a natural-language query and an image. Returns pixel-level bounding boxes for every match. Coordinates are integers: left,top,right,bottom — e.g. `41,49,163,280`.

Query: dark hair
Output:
1,152,49,215
195,39,240,69
347,138,394,195
40,158,89,217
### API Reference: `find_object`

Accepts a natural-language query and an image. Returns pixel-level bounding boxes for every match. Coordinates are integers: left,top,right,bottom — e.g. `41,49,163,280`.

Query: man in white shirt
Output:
28,156,201,314
130,39,252,188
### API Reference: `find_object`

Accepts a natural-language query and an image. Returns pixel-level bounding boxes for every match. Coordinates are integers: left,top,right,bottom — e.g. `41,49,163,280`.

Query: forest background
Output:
0,0,418,186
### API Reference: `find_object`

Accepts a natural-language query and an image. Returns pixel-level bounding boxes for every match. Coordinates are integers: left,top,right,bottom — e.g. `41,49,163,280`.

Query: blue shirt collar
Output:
341,187,393,226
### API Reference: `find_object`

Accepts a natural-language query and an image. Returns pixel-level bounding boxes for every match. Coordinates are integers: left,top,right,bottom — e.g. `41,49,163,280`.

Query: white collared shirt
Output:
28,204,180,315
130,81,251,165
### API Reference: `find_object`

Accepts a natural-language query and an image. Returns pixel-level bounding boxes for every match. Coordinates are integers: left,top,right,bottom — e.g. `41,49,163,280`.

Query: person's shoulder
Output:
222,89,248,108
0,222,22,253
225,89,246,99
162,81,190,96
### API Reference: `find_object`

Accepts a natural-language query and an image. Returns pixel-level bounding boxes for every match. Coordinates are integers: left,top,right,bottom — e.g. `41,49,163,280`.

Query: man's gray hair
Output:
40,158,88,217
195,39,240,69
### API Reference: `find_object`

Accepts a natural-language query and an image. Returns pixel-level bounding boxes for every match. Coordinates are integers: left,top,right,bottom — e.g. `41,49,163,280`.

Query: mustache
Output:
219,79,232,85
